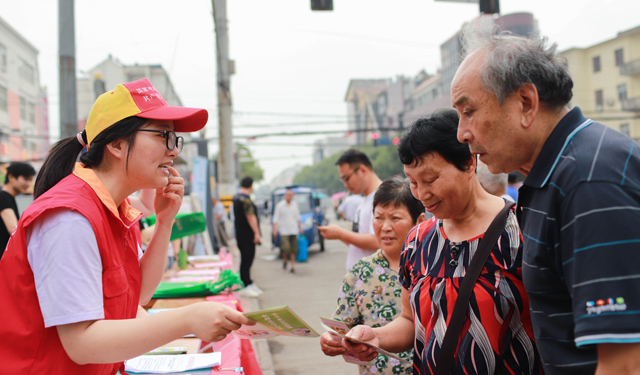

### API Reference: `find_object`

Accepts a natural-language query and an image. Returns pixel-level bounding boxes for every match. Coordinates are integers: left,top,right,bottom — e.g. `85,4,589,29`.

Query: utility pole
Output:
59,0,78,139
211,0,236,196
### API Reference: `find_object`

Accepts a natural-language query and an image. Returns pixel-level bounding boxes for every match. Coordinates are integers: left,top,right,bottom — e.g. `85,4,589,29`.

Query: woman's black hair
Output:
397,109,472,171
34,116,148,199
373,176,425,224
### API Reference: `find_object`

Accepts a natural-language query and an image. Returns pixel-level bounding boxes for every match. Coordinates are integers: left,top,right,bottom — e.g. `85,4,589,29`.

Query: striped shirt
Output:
399,211,541,375
518,107,640,375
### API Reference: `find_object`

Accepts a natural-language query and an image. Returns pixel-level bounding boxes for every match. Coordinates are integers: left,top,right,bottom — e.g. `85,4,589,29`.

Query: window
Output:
0,86,7,112
595,90,603,111
18,59,34,84
593,56,601,72
20,97,26,120
618,84,628,102
620,123,630,136
0,43,6,72
27,101,35,123
615,49,624,66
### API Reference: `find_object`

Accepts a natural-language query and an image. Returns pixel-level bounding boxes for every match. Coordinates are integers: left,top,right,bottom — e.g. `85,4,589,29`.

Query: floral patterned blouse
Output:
333,249,413,375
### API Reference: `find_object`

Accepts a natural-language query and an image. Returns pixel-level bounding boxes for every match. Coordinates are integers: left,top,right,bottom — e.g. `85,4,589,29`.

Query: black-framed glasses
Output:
340,166,360,184
137,129,184,154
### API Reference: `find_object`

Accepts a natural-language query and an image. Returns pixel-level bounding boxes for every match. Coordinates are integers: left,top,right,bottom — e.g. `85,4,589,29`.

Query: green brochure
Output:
234,306,320,339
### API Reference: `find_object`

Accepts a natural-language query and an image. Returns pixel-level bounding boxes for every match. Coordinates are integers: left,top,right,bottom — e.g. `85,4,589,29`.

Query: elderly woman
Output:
320,176,425,375
344,110,541,374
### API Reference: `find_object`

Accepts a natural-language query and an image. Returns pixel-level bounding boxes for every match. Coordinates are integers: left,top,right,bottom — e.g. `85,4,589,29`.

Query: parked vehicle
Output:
271,185,326,252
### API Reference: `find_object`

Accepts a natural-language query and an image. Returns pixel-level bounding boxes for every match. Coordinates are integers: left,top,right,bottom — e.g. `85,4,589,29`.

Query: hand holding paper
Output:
342,325,380,362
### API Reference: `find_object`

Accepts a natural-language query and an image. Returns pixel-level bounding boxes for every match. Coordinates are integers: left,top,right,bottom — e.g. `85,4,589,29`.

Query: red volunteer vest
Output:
0,169,142,375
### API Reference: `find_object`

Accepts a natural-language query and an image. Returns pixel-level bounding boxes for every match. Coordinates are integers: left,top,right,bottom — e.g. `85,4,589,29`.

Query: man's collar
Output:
523,107,593,189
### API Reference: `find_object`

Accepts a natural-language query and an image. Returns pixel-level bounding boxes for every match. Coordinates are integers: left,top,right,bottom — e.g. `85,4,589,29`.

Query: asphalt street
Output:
236,217,359,375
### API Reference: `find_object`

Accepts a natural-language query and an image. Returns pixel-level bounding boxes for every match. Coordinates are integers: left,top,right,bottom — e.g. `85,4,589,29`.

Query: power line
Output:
232,110,346,118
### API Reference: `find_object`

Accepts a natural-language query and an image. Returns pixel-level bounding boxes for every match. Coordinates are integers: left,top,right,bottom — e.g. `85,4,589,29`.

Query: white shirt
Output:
273,200,301,236
346,190,376,270
213,201,226,223
337,194,364,221
27,208,143,328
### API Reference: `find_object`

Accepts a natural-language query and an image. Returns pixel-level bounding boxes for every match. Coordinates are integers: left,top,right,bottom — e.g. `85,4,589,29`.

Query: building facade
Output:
0,16,49,164
562,25,640,140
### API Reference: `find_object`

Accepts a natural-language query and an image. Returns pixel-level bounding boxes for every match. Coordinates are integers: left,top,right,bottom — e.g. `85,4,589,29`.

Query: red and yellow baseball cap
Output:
85,78,208,147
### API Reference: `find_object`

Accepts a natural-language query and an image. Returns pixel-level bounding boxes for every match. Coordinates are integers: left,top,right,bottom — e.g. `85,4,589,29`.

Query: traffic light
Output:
372,132,379,147
311,0,333,11
479,0,500,14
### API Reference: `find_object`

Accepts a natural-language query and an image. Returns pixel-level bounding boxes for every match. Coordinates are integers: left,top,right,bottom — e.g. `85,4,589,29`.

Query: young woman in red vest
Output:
0,78,254,375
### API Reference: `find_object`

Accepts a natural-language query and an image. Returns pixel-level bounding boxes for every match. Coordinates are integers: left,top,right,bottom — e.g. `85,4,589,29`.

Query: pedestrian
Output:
272,188,303,273
0,161,36,260
476,161,514,201
234,176,263,298
451,22,640,374
337,193,363,221
319,149,382,270
320,176,423,374
507,172,519,201
344,110,541,374
212,195,228,247
0,78,254,374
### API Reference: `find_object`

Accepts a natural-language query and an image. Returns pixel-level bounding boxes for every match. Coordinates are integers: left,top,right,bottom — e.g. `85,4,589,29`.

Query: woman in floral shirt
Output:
320,177,425,375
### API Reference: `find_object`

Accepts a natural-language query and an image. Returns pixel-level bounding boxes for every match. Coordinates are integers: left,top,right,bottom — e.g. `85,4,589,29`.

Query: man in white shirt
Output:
272,189,303,273
337,194,363,221
318,149,382,271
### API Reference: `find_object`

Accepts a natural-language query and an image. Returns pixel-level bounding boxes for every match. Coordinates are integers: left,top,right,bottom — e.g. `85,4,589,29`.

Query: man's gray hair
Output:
460,20,573,109
476,161,507,196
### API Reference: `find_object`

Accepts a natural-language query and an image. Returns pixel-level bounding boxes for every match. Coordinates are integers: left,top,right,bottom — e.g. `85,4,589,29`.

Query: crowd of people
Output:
2,18,640,375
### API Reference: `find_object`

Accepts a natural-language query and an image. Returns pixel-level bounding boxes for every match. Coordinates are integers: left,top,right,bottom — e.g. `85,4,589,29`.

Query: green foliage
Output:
293,144,405,195
236,143,264,182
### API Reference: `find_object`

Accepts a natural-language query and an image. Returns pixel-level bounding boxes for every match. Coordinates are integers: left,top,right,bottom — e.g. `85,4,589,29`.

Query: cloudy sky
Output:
1,0,638,184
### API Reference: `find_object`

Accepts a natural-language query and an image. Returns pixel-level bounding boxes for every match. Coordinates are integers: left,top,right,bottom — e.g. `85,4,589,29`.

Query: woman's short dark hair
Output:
373,176,425,224
34,116,147,199
397,109,472,171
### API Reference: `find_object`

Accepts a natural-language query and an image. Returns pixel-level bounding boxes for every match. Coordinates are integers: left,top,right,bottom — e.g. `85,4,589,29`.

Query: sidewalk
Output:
231,219,356,375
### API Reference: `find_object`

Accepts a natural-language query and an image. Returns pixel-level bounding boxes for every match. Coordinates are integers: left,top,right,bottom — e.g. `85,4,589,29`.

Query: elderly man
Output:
452,22,640,375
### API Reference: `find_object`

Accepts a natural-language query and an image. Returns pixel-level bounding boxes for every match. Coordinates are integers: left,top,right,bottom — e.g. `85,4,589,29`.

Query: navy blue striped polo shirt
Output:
517,107,640,375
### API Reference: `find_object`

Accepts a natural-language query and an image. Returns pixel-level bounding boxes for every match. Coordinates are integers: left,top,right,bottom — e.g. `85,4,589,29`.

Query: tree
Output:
292,144,405,195
236,143,264,182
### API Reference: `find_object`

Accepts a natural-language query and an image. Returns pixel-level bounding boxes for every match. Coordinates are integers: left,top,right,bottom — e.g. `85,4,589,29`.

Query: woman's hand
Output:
155,166,184,226
186,302,256,343
342,325,380,362
320,331,348,356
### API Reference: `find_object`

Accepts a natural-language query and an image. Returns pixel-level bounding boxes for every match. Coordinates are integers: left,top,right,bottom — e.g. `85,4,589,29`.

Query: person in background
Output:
0,78,254,374
319,149,382,270
344,110,540,374
320,176,423,375
337,193,364,222
272,188,303,273
507,172,519,201
452,20,640,374
476,161,514,201
212,196,226,228
234,176,263,298
0,162,36,260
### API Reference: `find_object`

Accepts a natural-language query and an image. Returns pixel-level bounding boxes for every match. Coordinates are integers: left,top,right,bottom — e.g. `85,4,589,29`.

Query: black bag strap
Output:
435,200,516,375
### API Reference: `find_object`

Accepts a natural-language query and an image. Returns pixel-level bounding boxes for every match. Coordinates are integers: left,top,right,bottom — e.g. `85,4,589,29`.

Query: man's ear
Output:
518,83,539,129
